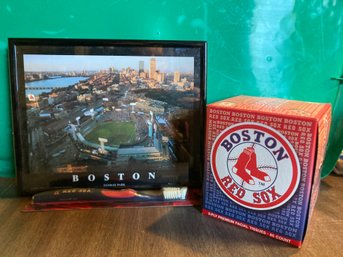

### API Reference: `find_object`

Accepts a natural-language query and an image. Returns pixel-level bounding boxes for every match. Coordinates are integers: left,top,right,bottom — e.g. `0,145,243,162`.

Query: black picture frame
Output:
8,38,206,195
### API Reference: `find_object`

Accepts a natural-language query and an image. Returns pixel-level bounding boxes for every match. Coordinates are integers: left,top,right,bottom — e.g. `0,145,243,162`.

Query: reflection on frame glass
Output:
9,39,206,194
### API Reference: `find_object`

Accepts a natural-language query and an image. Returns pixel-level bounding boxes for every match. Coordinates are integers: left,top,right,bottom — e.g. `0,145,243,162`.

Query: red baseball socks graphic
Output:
232,147,271,184
246,147,271,182
232,148,255,185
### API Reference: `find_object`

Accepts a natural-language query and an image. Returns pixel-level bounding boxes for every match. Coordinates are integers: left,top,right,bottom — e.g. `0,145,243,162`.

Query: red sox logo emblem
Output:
232,146,271,185
210,122,300,210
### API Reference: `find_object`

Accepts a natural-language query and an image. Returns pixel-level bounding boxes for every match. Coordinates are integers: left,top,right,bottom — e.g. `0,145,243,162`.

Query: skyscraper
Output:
109,67,115,73
139,61,144,74
174,71,181,83
149,58,156,80
156,72,165,83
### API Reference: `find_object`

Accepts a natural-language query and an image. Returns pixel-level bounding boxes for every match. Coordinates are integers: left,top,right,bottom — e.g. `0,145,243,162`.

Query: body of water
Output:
25,76,89,96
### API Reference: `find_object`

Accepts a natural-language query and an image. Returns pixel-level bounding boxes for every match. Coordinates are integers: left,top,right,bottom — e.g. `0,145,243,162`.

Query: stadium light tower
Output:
90,108,95,120
130,102,137,113
98,138,108,154
150,111,154,123
76,116,80,126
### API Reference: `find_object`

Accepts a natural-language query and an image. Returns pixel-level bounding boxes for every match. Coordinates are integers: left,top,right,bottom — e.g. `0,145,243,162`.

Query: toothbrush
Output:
31,187,188,206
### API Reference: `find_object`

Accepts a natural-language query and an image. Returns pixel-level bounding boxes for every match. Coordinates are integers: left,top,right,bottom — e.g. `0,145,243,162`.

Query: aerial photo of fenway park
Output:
23,54,202,185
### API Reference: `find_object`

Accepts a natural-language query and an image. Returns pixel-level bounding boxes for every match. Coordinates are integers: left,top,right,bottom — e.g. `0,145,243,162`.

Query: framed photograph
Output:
9,38,206,195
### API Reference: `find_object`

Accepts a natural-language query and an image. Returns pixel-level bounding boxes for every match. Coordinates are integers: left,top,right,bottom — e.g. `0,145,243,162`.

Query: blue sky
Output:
24,55,194,73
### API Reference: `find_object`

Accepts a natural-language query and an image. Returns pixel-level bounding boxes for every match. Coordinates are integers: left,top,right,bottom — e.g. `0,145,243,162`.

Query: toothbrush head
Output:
162,187,188,200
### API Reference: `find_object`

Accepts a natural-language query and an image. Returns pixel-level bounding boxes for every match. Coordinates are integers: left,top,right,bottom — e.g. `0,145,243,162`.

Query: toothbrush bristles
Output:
162,187,188,200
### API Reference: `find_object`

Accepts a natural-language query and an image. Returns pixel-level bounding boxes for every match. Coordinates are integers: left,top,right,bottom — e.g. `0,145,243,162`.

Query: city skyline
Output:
24,54,194,73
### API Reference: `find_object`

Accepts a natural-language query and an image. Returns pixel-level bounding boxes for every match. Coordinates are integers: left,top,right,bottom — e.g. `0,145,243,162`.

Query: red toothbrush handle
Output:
100,188,138,198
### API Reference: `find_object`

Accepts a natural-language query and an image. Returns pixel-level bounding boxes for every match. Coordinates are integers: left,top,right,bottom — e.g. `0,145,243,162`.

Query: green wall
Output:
1,0,343,177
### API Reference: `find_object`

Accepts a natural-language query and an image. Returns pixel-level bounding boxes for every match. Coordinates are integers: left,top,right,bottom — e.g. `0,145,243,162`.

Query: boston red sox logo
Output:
232,146,271,185
210,122,300,210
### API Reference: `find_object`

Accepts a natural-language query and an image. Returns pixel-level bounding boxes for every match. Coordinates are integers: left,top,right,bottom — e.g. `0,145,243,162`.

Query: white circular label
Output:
210,122,300,210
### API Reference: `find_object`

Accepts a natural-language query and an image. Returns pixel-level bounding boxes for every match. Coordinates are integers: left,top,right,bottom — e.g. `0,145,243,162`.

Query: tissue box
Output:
202,96,331,247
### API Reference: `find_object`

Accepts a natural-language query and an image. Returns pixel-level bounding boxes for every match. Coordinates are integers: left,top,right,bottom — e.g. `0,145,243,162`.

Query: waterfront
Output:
25,76,89,95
